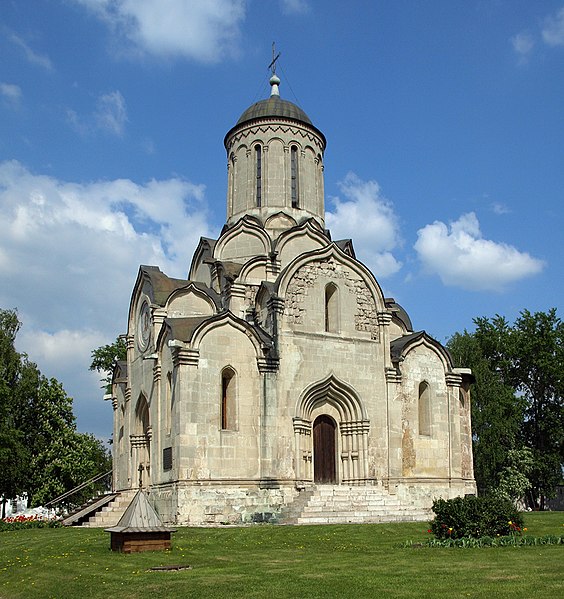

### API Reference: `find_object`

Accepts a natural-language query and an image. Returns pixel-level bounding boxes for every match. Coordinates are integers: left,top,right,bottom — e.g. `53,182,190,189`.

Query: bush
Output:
405,534,564,548
430,495,524,539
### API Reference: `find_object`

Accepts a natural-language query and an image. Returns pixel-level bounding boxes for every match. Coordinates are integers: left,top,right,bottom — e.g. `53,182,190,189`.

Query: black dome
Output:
236,96,313,127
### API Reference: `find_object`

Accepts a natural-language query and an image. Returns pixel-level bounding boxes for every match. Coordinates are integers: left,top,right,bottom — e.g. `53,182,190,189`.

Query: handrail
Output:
45,470,113,508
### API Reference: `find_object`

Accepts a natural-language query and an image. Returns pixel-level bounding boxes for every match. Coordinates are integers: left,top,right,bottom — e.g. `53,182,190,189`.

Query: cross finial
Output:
268,42,281,97
268,42,281,76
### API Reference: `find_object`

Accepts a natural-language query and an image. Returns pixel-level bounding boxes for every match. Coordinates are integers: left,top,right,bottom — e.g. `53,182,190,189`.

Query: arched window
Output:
221,367,236,430
418,381,431,436
255,144,262,207
291,145,299,208
325,283,339,333
135,395,150,436
165,371,173,434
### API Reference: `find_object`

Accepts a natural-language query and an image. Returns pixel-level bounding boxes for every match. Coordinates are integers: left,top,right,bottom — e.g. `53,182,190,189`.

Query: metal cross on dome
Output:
268,42,281,76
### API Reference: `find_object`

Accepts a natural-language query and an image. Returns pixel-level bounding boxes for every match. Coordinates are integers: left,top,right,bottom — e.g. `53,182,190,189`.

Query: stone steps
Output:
81,490,137,528
285,484,431,525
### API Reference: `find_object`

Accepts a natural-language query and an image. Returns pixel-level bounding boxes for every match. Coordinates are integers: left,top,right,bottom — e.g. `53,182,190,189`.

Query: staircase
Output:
283,485,431,525
81,490,137,528
63,490,136,528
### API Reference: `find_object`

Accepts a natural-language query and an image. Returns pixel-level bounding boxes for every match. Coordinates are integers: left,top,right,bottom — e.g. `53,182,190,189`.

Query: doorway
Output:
313,415,337,483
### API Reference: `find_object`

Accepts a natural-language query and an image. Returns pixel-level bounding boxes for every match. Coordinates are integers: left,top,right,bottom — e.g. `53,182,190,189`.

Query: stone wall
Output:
150,482,299,525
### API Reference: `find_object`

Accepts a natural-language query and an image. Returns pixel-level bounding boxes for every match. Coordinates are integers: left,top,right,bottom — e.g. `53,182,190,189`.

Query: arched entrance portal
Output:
293,374,370,484
313,415,336,483
130,395,151,489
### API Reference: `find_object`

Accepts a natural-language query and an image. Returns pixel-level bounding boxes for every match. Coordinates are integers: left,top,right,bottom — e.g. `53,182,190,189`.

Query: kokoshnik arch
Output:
109,74,476,525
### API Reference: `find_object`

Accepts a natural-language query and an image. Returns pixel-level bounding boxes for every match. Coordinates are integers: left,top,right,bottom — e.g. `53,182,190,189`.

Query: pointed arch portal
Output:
293,374,370,485
130,394,152,489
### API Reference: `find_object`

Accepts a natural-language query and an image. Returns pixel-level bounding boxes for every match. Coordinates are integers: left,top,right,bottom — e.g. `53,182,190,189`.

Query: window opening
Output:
325,283,339,333
418,381,431,436
166,371,172,434
255,145,262,207
291,145,299,208
221,367,236,430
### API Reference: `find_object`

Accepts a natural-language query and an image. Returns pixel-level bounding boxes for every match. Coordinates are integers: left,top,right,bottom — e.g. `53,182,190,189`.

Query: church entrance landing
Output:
313,415,336,483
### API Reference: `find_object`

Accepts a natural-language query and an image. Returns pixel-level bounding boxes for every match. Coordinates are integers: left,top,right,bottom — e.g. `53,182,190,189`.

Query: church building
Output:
110,73,476,525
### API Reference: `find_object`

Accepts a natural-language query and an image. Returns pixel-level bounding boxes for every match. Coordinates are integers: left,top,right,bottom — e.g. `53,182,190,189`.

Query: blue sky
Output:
1,0,563,440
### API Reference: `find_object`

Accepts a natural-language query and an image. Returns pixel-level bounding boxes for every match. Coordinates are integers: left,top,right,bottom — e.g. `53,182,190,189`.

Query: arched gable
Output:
390,331,453,373
214,217,271,263
128,266,156,331
276,244,386,338
277,243,385,311
295,373,368,423
238,255,268,285
275,219,330,269
190,312,269,359
128,266,186,352
129,265,197,323
188,237,216,285
264,211,298,240
166,283,217,318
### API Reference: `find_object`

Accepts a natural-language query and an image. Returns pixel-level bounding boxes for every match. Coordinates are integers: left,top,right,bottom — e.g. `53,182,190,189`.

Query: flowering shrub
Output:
0,514,62,532
429,495,524,540
406,534,564,548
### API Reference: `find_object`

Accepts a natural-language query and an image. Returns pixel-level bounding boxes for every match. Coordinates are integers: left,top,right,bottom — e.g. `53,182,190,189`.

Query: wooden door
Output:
313,415,336,483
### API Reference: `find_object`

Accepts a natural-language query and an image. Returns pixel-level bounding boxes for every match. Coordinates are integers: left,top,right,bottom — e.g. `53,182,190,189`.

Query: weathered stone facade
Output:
110,75,476,525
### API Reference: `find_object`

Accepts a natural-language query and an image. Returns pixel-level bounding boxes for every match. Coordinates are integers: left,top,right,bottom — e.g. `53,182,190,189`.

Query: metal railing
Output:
44,470,113,508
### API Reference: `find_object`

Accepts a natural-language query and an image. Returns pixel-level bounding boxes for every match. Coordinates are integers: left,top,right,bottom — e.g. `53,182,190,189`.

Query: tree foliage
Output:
0,308,111,510
448,308,564,508
89,336,127,392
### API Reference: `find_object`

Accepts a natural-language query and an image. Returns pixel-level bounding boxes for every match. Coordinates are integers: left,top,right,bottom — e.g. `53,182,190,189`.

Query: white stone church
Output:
110,74,476,525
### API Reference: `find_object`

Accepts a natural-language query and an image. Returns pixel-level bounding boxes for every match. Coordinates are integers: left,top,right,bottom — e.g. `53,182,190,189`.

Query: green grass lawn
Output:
1,513,562,599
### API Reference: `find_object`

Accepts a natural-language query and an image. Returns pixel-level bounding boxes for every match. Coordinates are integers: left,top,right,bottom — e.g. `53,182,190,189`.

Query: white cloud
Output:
326,172,402,277
491,202,511,215
542,7,564,46
0,82,22,107
68,90,128,136
95,91,128,136
8,32,53,70
280,0,310,15
16,326,112,438
0,160,215,436
511,32,534,63
414,212,545,292
73,0,246,62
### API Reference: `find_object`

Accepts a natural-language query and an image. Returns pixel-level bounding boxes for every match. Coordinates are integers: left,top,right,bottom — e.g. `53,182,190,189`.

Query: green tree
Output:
90,336,127,392
25,377,77,506
507,309,564,509
448,330,524,494
448,308,564,508
1,308,112,509
0,308,23,423
495,448,534,503
0,309,32,514
30,427,111,508
0,428,29,518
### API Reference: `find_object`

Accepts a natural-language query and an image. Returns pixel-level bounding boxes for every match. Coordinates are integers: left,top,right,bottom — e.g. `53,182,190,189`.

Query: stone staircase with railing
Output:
79,490,137,528
283,484,431,525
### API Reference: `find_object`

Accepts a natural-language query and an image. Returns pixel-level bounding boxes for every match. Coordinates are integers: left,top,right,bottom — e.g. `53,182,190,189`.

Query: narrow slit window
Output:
418,381,431,436
255,145,262,207
165,371,172,434
291,145,299,208
221,367,236,430
325,283,339,333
